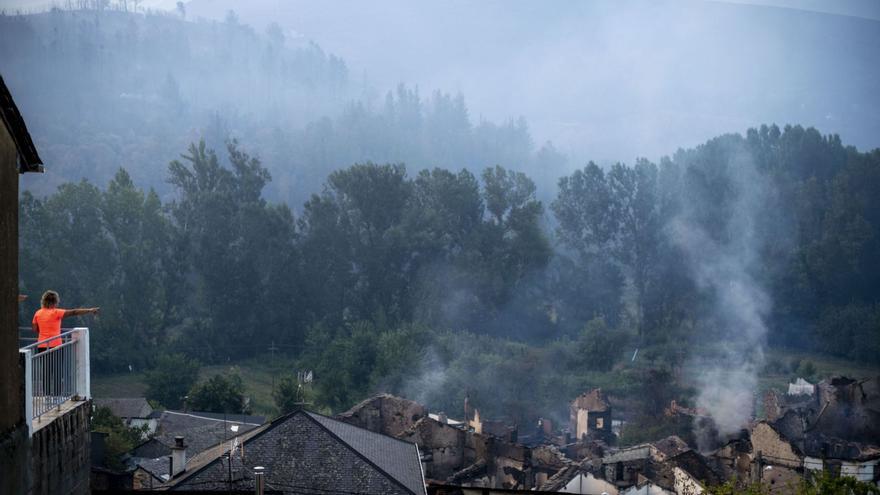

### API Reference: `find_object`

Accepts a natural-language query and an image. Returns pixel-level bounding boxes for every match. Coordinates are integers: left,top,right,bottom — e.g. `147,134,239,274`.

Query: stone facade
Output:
171,411,424,494
29,400,92,495
570,389,613,443
750,423,802,469
338,393,427,438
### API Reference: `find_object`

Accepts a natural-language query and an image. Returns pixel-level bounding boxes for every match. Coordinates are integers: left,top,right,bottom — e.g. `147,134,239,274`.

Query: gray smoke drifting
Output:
401,347,449,407
669,148,769,447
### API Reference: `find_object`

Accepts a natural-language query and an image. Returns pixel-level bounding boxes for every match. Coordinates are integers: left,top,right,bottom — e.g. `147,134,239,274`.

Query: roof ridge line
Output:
163,410,263,426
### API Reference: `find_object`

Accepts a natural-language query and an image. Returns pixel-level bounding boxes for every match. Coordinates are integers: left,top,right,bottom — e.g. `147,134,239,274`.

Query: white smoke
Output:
401,347,449,407
669,147,769,446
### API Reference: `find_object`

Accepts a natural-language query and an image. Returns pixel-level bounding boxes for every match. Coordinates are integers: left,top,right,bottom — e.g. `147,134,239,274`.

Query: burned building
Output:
337,393,427,438
570,389,614,443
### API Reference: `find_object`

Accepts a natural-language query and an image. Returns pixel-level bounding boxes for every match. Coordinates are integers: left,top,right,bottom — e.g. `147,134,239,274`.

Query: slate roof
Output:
152,410,265,457
94,398,153,419
164,409,427,495
0,73,42,173
307,410,426,495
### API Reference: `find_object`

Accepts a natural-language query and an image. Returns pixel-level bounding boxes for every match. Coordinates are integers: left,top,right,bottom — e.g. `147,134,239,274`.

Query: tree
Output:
273,374,302,415
167,140,299,361
577,317,628,372
92,406,149,470
299,163,413,322
188,370,251,414
144,353,199,409
553,160,663,337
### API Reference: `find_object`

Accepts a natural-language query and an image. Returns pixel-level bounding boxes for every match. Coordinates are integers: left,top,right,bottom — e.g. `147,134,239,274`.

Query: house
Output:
570,389,613,443
95,398,156,434
162,409,427,495
126,409,266,485
542,469,620,495
746,377,880,491
620,480,675,495
0,72,44,495
337,392,427,437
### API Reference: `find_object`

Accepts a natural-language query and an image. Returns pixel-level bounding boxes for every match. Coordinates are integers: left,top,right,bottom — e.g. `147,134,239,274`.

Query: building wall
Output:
0,113,27,495
175,413,414,494
29,400,92,495
673,467,704,495
562,473,619,494
620,483,674,495
750,423,802,469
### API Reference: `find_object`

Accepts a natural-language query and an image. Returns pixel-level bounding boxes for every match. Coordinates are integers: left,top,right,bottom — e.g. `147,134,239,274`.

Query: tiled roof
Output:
94,398,153,419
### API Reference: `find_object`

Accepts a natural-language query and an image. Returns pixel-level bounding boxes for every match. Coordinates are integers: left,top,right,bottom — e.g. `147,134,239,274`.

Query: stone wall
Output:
0,106,28,495
1,423,30,495
337,394,427,438
750,423,802,469
30,401,92,495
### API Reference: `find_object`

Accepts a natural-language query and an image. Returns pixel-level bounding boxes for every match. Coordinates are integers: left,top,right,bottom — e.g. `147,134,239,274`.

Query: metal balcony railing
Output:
19,327,90,436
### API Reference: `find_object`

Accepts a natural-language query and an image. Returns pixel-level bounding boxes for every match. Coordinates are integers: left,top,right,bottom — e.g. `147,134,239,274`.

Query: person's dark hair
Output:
41,290,59,308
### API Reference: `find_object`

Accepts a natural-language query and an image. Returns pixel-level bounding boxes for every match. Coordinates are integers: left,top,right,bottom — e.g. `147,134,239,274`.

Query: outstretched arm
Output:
62,308,100,318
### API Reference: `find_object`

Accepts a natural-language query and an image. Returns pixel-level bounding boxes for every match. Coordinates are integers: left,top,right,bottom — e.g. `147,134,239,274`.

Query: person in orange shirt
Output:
32,290,100,351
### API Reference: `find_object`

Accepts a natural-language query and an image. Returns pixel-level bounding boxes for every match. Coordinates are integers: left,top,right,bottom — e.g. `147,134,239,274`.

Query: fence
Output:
19,327,90,435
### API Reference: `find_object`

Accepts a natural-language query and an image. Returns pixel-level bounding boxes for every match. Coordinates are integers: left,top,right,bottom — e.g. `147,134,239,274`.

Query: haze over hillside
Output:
182,0,880,162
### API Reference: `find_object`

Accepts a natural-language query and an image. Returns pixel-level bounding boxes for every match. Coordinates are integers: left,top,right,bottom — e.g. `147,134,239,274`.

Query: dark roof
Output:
307,410,426,495
135,457,171,482
0,74,42,173
164,409,426,495
128,438,171,460
667,450,723,487
652,435,691,459
94,398,153,419
152,410,265,458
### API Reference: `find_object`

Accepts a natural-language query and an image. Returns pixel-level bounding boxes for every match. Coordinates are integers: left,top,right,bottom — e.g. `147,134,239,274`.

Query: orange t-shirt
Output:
33,308,65,348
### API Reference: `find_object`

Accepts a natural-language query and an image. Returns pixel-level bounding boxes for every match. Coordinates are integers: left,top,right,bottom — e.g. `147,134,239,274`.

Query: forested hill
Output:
18,125,880,391
0,8,565,206
0,7,349,201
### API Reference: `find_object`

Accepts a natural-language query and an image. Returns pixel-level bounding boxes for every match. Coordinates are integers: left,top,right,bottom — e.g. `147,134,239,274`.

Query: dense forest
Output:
18,123,880,425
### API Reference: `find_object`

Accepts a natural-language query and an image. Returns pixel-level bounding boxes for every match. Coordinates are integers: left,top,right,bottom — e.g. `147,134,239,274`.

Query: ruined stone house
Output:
570,389,613,443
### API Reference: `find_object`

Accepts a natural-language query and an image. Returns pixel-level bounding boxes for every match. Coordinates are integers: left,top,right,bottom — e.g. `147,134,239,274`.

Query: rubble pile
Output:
336,377,880,493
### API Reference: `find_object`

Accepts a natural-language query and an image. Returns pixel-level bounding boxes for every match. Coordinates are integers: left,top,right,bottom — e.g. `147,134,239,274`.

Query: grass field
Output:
91,347,879,419
91,355,298,416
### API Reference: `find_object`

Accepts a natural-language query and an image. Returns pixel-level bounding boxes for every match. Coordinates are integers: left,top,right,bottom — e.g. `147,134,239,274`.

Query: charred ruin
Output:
335,377,880,493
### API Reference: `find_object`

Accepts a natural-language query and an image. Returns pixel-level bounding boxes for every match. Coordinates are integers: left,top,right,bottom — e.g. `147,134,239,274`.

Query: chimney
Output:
171,436,187,477
254,466,265,495
438,412,448,425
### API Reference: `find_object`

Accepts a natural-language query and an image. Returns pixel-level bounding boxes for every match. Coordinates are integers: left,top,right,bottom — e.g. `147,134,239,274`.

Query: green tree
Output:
167,140,300,361
188,370,252,414
92,406,149,470
144,353,200,409
273,374,303,415
577,317,628,372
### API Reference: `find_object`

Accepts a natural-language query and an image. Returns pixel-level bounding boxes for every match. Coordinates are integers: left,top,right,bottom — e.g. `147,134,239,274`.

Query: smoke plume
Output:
669,147,769,448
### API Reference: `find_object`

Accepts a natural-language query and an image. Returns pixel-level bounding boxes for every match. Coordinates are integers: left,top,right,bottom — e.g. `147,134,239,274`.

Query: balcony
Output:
18,327,91,436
